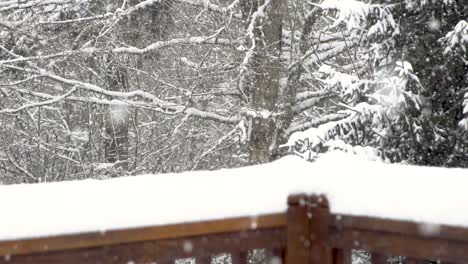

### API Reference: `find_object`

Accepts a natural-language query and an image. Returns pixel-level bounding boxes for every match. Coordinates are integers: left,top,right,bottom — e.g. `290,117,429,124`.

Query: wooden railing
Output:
1,194,468,263
0,213,287,264
288,194,468,264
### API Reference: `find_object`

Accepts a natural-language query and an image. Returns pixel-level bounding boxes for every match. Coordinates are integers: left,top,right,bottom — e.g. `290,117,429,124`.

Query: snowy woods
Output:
0,0,467,183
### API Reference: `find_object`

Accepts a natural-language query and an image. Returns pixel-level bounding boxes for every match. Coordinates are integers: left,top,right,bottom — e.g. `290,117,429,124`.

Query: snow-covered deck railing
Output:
287,194,468,264
2,193,468,264
0,152,468,263
0,213,286,264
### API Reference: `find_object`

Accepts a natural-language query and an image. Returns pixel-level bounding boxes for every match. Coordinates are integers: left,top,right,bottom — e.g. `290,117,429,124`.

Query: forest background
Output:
0,0,467,183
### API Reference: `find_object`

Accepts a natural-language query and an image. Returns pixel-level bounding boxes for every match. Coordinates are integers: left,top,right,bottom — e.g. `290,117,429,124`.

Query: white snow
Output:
0,151,467,241
442,20,468,54
110,99,130,125
320,0,397,37
70,127,89,143
427,18,441,32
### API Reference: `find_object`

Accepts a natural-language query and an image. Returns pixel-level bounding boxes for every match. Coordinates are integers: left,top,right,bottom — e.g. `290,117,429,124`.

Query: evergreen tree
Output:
288,0,468,167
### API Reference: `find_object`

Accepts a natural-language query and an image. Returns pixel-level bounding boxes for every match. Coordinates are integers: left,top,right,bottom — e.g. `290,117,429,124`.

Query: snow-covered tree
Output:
287,0,468,167
0,0,467,183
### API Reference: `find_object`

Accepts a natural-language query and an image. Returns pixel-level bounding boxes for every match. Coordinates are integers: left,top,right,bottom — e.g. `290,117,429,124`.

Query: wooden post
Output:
287,194,333,264
287,194,311,264
309,194,332,264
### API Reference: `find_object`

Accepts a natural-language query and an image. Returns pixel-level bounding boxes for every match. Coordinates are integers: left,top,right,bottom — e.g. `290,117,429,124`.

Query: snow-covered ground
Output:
0,151,467,241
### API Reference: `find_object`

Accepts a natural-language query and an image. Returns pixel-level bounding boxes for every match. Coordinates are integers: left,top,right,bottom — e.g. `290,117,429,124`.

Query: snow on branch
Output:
2,85,115,106
0,87,77,114
0,19,19,29
460,91,468,130
405,0,457,9
115,0,167,18
0,0,73,12
191,121,243,170
297,40,353,69
441,20,468,55
286,113,349,136
36,68,239,124
176,0,240,14
439,20,468,129
38,13,113,25
319,0,398,38
292,93,333,114
0,35,232,65
296,90,332,102
5,152,38,183
126,0,163,11
111,33,232,55
286,58,425,161
286,110,384,161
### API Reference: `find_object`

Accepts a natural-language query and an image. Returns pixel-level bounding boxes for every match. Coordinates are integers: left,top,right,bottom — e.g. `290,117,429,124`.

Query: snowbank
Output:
0,151,467,241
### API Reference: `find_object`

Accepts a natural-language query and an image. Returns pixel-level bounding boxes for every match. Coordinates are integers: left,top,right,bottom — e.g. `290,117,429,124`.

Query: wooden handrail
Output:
0,213,286,257
331,214,468,242
0,228,286,264
3,194,468,263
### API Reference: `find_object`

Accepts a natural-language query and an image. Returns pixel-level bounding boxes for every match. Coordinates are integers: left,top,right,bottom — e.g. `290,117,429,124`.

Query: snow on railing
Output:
0,152,467,263
1,152,468,242
2,193,468,263
287,194,468,264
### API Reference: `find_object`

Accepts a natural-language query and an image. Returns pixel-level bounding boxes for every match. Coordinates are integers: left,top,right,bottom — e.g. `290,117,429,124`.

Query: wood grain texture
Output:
309,195,332,264
332,248,351,264
0,228,285,264
405,257,423,264
4,193,468,264
230,251,248,264
330,229,468,262
332,215,468,243
0,213,286,257
370,253,387,264
286,194,311,264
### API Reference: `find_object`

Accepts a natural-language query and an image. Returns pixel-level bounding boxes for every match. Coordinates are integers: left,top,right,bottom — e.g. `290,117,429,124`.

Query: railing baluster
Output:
272,248,286,264
333,248,352,264
197,256,211,264
405,257,422,264
157,260,173,264
371,253,387,264
231,251,248,264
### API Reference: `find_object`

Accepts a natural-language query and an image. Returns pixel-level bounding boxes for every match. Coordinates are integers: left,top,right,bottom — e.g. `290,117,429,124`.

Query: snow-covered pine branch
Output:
441,20,468,56
440,20,468,130
286,113,350,136
319,0,398,38
296,90,332,102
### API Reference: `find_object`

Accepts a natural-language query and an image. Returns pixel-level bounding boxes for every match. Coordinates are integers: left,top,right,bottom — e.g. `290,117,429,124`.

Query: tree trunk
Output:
105,64,129,171
247,0,286,163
